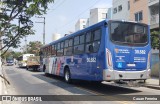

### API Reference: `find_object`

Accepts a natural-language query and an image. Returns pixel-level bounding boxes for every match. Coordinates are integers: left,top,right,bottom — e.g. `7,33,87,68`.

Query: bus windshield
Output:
110,21,148,45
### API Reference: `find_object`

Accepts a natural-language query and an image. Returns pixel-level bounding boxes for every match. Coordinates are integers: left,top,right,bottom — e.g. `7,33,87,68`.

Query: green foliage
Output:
1,49,12,59
27,41,43,56
11,51,23,59
151,31,160,49
1,50,22,60
0,0,54,56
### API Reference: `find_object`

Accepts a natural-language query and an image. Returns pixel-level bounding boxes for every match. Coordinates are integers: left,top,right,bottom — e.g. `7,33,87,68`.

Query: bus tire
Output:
43,65,48,76
64,68,72,83
43,65,46,72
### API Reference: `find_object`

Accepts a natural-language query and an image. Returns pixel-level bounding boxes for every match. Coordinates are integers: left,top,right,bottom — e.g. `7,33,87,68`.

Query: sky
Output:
16,0,112,51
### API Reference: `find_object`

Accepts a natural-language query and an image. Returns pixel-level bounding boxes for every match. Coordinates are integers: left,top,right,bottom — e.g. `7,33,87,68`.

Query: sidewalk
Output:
145,78,160,90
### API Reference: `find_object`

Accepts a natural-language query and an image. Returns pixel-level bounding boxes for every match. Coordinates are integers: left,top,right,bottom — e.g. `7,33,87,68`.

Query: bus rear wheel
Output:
43,65,46,72
64,69,72,83
43,65,49,76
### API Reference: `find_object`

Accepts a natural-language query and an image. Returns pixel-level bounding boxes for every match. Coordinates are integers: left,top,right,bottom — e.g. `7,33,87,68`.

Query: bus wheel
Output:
64,69,72,83
43,65,48,76
43,65,46,72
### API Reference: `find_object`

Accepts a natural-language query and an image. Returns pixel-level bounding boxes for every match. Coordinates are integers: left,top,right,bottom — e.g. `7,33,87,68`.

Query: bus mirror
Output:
89,45,94,52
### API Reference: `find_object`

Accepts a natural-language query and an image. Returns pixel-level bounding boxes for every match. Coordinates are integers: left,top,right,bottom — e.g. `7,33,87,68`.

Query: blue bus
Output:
40,20,151,84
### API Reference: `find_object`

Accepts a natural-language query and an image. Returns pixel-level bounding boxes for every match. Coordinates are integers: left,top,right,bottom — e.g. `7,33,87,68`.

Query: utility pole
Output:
24,36,27,53
35,16,45,45
159,0,160,86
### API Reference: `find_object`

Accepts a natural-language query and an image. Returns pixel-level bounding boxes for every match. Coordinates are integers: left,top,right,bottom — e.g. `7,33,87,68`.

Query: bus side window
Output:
68,38,73,55
85,32,92,53
49,46,51,56
93,41,101,52
85,29,101,53
64,39,73,56
65,40,69,48
52,45,56,56
74,36,79,45
93,29,101,41
54,44,57,56
74,35,84,54
86,32,92,43
93,29,101,52
80,35,85,44
64,39,69,56
57,42,62,56
86,43,92,53
60,41,64,56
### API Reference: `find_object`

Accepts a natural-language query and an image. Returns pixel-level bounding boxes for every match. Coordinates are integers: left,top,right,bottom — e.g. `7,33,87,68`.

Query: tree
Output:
1,49,13,60
27,41,43,56
151,31,160,49
1,50,22,60
11,51,22,59
0,0,54,56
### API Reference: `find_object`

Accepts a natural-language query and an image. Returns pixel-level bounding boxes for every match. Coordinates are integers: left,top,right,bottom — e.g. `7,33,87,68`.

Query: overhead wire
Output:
56,0,103,33
47,0,66,14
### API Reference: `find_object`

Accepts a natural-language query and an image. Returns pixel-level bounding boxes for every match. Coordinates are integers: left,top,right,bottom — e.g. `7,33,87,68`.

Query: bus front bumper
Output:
103,69,151,81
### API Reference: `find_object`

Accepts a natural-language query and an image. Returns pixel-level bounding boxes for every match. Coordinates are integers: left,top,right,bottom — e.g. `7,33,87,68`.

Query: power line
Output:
57,0,102,32
47,0,66,14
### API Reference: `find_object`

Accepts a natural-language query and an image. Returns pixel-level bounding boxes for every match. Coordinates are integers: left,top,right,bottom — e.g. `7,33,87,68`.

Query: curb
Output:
145,85,160,90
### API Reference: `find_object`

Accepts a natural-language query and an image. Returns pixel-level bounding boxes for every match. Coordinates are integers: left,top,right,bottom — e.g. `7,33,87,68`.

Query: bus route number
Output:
87,57,96,63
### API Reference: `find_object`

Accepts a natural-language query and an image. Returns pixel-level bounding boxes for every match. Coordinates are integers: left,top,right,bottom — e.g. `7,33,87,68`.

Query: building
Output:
112,0,130,20
89,8,107,26
85,18,90,28
75,8,107,31
75,19,87,31
52,33,62,41
148,0,159,30
107,8,112,19
129,0,149,24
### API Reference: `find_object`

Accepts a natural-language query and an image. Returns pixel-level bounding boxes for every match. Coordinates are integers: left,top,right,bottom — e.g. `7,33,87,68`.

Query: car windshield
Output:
110,21,148,45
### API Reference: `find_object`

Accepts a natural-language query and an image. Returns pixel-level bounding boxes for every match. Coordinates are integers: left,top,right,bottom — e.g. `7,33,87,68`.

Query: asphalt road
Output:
2,65,160,104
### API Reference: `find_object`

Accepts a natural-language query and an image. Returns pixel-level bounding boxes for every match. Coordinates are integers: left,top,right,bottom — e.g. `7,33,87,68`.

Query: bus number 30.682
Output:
87,58,96,62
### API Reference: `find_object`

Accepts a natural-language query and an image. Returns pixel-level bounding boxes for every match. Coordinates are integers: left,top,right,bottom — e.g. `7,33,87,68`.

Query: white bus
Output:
18,54,35,67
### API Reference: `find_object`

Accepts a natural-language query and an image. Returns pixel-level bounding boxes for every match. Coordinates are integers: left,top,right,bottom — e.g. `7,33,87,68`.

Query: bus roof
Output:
41,19,108,49
41,19,148,49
